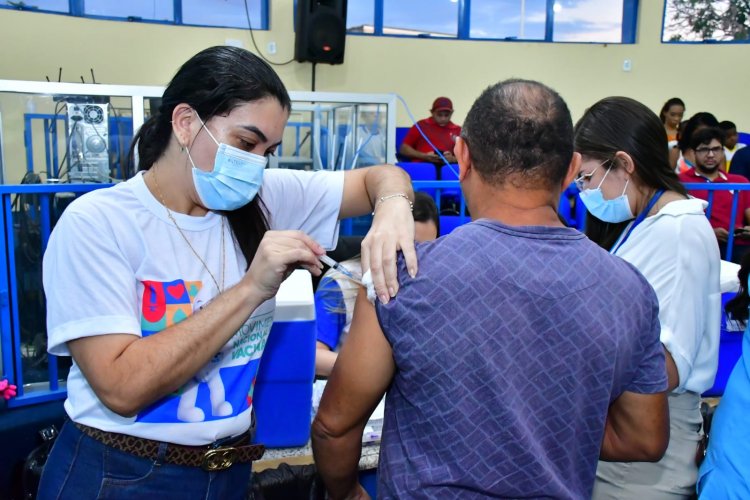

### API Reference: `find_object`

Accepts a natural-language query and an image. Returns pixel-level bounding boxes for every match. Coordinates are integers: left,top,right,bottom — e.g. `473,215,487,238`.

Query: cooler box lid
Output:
274,269,315,322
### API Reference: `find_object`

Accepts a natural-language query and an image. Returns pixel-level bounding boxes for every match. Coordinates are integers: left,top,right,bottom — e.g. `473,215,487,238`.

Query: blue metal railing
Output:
280,121,313,158
24,114,65,179
0,183,111,407
683,182,750,263
1,179,749,409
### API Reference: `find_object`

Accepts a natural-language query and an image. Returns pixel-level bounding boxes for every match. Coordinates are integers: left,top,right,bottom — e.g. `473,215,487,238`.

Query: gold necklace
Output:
151,169,225,292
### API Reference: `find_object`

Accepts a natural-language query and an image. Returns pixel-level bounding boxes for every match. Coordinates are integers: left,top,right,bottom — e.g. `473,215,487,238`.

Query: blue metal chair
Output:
439,165,462,214
398,162,437,198
439,215,469,236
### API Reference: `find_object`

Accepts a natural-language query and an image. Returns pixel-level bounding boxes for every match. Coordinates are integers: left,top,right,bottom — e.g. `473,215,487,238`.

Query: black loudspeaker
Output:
295,0,347,65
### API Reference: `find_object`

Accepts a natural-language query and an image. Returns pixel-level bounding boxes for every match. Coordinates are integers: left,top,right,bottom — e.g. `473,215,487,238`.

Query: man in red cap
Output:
399,96,462,167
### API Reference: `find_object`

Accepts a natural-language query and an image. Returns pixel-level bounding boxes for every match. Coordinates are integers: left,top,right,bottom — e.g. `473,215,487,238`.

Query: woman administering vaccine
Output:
38,46,417,499
575,97,720,499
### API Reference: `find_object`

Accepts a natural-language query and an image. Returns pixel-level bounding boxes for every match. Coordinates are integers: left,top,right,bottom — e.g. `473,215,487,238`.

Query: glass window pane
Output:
552,0,624,43
183,0,265,29
354,105,387,167
83,0,173,22
383,0,458,37
663,0,748,42
347,0,374,33
470,0,546,40
1,0,67,12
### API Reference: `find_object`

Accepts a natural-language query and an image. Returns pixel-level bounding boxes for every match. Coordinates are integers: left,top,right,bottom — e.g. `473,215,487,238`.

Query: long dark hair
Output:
575,97,688,250
659,97,685,124
128,46,291,268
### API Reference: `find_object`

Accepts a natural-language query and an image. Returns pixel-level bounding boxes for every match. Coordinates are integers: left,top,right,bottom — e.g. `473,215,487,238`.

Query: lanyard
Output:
610,189,665,254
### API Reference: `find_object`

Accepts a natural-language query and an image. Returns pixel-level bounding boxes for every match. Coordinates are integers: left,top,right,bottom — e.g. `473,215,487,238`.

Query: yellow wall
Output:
0,0,748,180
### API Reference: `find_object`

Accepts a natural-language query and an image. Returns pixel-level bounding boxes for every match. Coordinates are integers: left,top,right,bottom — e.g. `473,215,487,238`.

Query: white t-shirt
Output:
612,198,721,394
44,168,344,445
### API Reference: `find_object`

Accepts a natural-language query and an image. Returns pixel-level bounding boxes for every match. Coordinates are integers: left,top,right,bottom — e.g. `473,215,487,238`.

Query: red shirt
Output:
402,118,461,154
678,168,750,230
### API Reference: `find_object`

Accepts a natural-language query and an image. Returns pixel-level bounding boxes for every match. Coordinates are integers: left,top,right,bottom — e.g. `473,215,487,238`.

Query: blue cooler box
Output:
253,270,316,447
703,291,744,397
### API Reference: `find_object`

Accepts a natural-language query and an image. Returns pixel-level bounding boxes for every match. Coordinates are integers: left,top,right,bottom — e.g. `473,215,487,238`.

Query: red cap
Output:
431,97,453,112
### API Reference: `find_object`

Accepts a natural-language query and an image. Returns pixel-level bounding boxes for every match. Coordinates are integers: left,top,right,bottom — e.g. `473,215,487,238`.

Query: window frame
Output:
347,0,639,45
660,0,750,44
0,0,269,30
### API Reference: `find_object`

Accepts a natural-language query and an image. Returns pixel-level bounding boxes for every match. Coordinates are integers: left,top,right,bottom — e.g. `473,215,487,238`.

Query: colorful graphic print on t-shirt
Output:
136,279,274,424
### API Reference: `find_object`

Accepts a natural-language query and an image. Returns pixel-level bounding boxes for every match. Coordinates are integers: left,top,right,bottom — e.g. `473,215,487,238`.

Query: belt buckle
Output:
201,447,238,471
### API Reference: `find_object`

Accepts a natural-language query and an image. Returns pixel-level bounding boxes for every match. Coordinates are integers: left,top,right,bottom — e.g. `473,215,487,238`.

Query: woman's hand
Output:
361,196,417,304
244,230,325,302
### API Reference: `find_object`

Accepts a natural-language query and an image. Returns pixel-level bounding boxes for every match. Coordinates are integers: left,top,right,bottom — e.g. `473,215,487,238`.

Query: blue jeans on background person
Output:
37,420,252,500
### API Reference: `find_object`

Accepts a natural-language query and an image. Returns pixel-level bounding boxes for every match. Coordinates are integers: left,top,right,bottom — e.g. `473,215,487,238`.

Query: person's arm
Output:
314,278,346,377
312,290,395,500
399,125,426,162
69,230,325,417
664,347,680,391
600,266,671,461
340,166,416,304
600,390,669,461
399,142,436,162
714,227,729,243
315,341,338,377
737,184,750,232
660,218,719,395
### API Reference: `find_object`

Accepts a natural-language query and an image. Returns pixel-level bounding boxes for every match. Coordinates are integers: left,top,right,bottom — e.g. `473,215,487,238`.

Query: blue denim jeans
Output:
37,421,252,499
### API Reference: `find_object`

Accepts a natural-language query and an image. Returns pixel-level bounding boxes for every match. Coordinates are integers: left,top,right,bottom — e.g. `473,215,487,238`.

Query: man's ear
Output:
455,137,472,182
563,152,582,188
171,104,197,148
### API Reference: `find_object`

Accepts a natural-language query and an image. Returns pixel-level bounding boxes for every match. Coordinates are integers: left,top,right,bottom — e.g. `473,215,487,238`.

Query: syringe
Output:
318,255,364,286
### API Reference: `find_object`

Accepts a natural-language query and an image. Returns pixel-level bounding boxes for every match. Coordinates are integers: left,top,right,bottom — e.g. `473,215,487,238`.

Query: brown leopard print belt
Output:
75,422,265,471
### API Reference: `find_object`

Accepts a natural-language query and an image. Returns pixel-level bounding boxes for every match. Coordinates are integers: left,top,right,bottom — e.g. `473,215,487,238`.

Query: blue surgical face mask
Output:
186,116,267,211
578,163,634,223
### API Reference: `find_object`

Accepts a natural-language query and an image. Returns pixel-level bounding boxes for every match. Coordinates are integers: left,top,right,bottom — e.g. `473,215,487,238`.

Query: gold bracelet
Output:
371,193,414,216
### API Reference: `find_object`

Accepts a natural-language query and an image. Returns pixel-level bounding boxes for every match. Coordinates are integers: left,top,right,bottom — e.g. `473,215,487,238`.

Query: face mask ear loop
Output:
195,113,220,147
595,160,613,190
172,130,195,174
621,178,630,197
185,147,199,170
185,112,219,173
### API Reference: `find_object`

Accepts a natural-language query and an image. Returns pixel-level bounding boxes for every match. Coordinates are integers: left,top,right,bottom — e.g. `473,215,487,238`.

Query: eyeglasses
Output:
574,170,596,191
695,146,724,156
574,159,611,191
